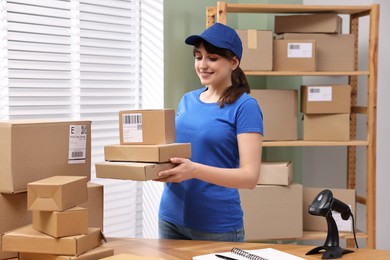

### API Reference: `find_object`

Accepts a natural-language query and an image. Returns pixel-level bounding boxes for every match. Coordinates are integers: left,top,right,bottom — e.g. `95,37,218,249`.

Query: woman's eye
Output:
209,57,218,61
195,56,202,60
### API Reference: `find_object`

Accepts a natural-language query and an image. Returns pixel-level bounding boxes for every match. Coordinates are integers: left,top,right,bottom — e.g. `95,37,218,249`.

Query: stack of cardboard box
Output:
96,109,191,181
1,176,113,259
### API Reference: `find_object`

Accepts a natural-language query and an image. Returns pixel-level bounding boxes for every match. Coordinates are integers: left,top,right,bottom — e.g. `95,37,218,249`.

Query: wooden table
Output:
104,238,390,259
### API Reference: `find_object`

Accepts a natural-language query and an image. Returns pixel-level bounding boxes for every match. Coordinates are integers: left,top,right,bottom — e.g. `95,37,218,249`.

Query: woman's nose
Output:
198,58,208,69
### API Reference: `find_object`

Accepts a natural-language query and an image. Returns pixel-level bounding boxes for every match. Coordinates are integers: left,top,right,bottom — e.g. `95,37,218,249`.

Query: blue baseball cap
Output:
185,23,243,61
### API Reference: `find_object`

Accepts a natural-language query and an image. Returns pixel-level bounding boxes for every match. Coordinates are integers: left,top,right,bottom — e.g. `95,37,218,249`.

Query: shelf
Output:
263,140,368,147
245,71,369,76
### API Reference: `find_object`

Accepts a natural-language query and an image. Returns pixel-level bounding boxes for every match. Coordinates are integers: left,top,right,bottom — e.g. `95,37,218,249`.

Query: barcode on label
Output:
123,114,142,124
71,151,85,158
309,88,321,93
289,44,301,50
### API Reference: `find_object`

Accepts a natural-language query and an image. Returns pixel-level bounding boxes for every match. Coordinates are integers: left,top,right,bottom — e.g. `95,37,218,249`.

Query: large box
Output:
0,120,91,193
236,30,273,71
273,39,316,71
275,13,342,34
279,33,355,71
1,225,102,256
27,176,88,211
303,187,356,232
95,161,176,181
32,207,88,238
239,183,303,241
104,143,191,163
119,109,175,145
303,114,350,141
79,182,104,229
301,85,351,114
258,161,293,186
251,89,298,141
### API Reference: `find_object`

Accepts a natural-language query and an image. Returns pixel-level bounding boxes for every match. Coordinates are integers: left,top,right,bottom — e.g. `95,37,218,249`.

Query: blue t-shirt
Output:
158,87,263,233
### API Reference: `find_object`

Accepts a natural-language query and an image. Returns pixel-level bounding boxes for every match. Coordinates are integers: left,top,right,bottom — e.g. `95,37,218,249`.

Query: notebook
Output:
192,247,306,260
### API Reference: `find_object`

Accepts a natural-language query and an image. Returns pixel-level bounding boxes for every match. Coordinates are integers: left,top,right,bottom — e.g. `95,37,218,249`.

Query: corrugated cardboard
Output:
258,161,293,186
96,161,176,181
303,114,350,141
251,89,298,141
119,109,175,145
275,13,342,34
236,30,273,71
0,120,91,193
279,33,355,71
79,182,104,229
1,225,102,256
101,254,164,260
0,192,31,260
104,143,191,163
303,187,356,232
19,245,114,260
27,176,88,211
301,85,351,114
32,207,88,238
239,183,303,241
273,39,316,71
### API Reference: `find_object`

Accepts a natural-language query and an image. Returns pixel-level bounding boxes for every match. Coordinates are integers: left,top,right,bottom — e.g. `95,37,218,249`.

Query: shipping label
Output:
287,42,313,58
68,124,87,164
122,113,143,143
308,86,332,102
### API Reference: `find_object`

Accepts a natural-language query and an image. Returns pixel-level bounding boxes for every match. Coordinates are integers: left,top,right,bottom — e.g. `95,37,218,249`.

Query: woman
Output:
156,23,263,242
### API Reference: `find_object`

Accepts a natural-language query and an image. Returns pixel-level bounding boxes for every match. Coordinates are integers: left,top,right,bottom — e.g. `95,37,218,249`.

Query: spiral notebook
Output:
192,247,306,260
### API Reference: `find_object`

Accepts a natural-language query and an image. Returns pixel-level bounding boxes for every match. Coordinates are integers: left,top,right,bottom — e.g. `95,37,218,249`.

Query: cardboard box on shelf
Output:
79,182,103,229
251,89,298,141
27,176,88,211
104,143,191,163
274,13,342,34
273,39,316,71
301,85,351,114
119,109,175,145
239,183,303,241
0,120,91,194
32,207,88,238
95,161,176,181
1,225,102,256
303,187,356,232
258,161,293,186
303,114,350,141
236,30,273,71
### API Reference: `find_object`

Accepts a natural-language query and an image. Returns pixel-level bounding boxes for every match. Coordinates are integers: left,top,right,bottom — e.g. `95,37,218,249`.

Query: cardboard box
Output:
27,176,88,211
236,30,273,71
239,183,303,241
79,182,104,229
101,254,164,260
1,225,102,256
119,109,175,145
0,192,31,259
273,39,316,71
258,161,293,186
303,187,356,232
301,85,351,114
104,143,191,163
275,13,342,34
279,33,355,71
251,89,298,141
95,161,176,181
0,120,91,193
303,114,350,141
19,245,114,260
32,207,88,238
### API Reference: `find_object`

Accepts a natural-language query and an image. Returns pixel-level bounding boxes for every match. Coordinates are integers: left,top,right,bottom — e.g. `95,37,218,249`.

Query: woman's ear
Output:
231,56,240,71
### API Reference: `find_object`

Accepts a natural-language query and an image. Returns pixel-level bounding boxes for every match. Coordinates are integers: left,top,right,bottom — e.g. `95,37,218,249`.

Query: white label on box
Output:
122,113,143,143
287,43,313,58
333,205,353,232
69,125,87,164
308,86,332,102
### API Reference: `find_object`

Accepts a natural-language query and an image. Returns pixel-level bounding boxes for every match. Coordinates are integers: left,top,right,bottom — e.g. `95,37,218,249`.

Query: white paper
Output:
307,86,332,102
333,205,353,232
287,43,312,58
193,248,306,260
122,113,143,143
68,125,87,164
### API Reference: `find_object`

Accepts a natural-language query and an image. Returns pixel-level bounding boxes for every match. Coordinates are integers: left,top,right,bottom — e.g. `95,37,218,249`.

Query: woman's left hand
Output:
154,157,197,183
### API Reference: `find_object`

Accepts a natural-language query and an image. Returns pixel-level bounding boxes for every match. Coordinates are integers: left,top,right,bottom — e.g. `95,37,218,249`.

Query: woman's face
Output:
194,43,239,89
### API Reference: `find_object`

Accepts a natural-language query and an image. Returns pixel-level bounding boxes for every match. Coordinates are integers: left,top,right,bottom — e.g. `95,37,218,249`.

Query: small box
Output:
32,207,88,238
79,182,104,229
236,30,273,71
0,120,91,193
1,225,102,256
303,187,356,232
104,143,191,163
275,13,342,34
27,176,88,211
119,109,175,145
303,114,350,141
273,39,316,71
239,183,303,241
95,161,176,181
258,161,293,186
301,85,351,114
251,89,298,141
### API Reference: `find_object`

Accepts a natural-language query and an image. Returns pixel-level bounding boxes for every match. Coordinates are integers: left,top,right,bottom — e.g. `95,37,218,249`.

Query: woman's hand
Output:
154,157,198,183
